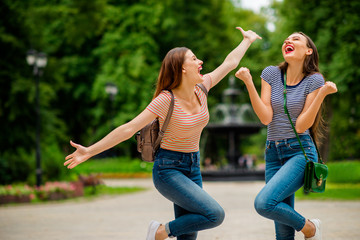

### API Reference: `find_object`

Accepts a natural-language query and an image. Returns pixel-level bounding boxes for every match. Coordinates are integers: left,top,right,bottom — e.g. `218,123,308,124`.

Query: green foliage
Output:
1,0,270,183
0,149,34,185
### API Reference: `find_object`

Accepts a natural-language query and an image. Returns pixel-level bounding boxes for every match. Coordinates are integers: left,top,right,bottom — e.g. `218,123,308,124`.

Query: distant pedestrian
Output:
65,27,261,240
235,32,337,240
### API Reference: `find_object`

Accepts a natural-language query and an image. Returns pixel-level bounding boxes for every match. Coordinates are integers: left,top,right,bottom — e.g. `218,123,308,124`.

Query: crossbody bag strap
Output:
283,72,311,162
154,90,175,148
283,72,323,163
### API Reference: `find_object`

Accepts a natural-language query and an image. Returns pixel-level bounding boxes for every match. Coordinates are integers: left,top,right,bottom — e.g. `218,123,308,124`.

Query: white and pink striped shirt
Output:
146,75,212,152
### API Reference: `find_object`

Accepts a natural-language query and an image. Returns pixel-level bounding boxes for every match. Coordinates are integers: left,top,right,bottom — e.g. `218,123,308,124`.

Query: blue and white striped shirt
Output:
261,66,325,141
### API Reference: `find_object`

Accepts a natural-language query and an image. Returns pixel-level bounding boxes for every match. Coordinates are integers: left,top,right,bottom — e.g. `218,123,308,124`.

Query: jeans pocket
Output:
287,140,311,151
158,159,181,168
265,141,271,152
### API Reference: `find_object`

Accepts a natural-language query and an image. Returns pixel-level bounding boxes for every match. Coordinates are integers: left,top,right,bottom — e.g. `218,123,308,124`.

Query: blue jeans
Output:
254,135,318,240
153,148,225,240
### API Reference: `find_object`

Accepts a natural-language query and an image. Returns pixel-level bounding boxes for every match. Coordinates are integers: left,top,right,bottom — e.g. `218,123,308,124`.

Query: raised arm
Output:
235,67,273,125
207,27,261,89
64,109,157,169
295,81,337,133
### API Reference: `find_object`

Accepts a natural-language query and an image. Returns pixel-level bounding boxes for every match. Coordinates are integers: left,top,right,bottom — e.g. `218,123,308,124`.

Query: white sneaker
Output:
305,219,322,240
146,220,161,240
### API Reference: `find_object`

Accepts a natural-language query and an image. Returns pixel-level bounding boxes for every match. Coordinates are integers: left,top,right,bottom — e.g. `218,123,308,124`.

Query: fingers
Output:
236,27,262,40
236,27,245,34
323,81,338,94
235,67,251,81
64,158,72,166
70,140,78,148
65,140,78,168
67,161,78,169
236,67,250,73
64,157,79,169
65,153,73,161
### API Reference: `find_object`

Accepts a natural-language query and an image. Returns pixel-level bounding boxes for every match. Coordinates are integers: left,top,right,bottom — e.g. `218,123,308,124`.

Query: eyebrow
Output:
285,35,301,40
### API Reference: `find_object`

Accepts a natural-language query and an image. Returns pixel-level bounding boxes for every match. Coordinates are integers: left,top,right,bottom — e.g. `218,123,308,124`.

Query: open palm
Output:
64,141,90,169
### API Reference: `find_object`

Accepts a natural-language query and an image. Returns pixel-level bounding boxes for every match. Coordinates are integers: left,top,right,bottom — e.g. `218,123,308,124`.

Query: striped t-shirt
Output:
146,75,212,152
261,66,325,141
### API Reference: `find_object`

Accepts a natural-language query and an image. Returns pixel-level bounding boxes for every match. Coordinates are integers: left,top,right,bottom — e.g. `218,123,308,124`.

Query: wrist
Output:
244,78,253,86
318,88,329,98
241,38,252,46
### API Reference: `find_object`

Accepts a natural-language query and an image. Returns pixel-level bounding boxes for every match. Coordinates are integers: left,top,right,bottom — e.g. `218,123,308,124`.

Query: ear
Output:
182,67,186,73
306,48,313,55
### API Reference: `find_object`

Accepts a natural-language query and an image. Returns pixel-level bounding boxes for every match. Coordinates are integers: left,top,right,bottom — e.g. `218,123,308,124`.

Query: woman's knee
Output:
208,205,225,226
254,193,274,216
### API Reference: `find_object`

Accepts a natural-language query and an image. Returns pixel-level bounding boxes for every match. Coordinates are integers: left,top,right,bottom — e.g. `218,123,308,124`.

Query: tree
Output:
0,0,270,184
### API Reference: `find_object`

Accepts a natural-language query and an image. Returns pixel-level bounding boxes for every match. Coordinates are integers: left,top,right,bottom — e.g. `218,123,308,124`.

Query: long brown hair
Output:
153,47,189,99
279,32,325,145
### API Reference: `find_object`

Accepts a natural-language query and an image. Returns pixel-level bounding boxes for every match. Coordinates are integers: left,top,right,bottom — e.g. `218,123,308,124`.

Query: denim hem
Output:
165,222,175,238
296,217,307,232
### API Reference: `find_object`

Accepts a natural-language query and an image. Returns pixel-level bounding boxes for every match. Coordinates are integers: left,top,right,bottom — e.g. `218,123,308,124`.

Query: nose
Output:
199,59,203,65
284,39,292,45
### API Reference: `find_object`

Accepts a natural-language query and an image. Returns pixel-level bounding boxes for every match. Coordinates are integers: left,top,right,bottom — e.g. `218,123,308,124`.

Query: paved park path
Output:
1,179,359,240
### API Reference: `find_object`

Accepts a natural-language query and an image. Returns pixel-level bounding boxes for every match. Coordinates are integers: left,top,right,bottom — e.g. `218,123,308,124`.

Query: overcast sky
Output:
241,0,271,13
232,0,272,13
232,0,276,31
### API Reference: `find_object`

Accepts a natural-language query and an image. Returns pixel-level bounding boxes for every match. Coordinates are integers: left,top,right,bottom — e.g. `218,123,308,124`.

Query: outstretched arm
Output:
235,67,273,125
295,81,337,133
207,27,261,90
64,109,157,169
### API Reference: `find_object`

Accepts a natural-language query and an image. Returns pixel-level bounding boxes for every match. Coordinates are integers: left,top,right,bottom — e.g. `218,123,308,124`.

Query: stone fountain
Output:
201,76,265,181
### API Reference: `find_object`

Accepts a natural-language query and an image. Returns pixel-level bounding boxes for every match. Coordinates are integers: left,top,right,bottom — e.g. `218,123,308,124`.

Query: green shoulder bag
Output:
283,72,328,193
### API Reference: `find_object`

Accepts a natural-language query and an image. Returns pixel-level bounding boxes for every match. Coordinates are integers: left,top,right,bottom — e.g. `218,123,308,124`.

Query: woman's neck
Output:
286,64,304,85
173,79,196,102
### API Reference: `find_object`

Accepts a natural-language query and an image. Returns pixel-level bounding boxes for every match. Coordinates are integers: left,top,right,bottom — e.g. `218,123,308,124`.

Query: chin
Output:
197,76,204,83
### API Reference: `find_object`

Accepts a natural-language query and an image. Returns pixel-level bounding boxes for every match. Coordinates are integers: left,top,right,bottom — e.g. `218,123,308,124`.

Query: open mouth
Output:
198,66,203,77
285,44,295,54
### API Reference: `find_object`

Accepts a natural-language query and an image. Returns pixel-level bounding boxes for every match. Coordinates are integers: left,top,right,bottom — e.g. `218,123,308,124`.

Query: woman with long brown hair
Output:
235,32,337,240
64,27,261,240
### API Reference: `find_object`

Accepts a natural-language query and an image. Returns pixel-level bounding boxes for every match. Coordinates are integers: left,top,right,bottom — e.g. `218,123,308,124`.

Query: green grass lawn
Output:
326,160,360,183
296,160,360,201
73,157,360,200
72,157,153,178
84,185,146,197
296,183,360,201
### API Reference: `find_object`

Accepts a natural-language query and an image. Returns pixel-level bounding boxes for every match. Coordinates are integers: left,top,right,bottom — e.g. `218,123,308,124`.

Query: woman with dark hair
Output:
235,32,337,240
64,27,261,240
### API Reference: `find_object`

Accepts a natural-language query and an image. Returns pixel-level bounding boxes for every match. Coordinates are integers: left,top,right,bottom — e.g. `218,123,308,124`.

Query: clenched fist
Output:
235,67,253,84
320,81,338,96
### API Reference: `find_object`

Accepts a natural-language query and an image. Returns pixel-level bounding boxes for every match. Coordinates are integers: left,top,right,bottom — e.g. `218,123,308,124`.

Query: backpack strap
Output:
197,83,208,96
154,90,174,148
153,84,206,149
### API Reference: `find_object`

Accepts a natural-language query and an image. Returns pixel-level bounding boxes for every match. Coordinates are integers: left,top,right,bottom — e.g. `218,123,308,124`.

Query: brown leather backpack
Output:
135,84,208,162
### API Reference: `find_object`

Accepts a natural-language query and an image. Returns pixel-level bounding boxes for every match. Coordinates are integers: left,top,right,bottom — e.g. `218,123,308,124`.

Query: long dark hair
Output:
279,32,325,145
153,47,189,99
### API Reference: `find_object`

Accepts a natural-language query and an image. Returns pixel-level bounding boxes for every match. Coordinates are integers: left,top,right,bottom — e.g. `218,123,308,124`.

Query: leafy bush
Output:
0,185,33,197
0,149,34,185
